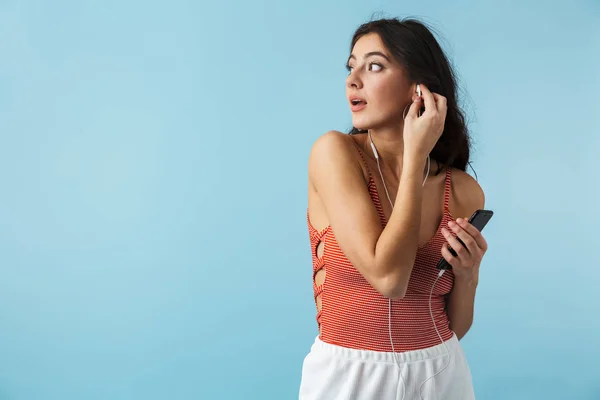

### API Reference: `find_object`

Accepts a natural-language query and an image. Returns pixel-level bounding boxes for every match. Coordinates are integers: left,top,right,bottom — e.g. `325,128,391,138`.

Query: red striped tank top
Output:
307,139,456,352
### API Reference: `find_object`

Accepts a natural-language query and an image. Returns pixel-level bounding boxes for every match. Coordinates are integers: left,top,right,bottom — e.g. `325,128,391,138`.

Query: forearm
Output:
375,156,427,297
447,275,478,340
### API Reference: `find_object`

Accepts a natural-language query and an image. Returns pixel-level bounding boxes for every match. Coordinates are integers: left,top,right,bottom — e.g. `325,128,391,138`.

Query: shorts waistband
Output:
309,333,459,364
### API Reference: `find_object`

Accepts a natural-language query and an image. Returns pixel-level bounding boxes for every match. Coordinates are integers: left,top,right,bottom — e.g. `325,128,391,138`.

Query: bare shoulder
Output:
450,168,486,218
309,130,356,161
308,130,362,183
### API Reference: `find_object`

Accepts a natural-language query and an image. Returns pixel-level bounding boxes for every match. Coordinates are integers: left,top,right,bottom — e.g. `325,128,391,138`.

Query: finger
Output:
456,218,488,251
441,227,471,261
447,220,480,255
431,93,446,105
441,244,459,268
418,84,436,116
432,93,447,116
405,96,422,119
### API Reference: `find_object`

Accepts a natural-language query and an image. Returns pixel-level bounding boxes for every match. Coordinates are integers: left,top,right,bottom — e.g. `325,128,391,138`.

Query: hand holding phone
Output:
436,209,493,270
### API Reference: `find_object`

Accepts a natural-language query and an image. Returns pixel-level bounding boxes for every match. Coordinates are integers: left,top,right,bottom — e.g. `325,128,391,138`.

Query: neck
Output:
366,124,406,173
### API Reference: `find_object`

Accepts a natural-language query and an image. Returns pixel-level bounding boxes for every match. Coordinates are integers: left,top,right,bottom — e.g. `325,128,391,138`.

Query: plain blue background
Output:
1,0,599,399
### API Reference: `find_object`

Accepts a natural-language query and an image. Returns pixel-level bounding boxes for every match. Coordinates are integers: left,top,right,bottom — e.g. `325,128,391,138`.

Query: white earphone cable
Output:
368,127,449,400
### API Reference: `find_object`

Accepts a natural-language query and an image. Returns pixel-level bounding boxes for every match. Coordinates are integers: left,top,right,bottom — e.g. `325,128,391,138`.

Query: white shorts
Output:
299,333,475,400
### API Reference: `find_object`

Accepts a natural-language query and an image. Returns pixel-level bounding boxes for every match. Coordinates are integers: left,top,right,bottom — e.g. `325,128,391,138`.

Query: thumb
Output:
405,97,421,119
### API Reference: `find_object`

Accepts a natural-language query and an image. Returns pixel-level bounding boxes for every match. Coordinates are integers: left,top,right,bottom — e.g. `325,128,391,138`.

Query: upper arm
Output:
308,131,386,286
445,171,485,334
450,169,485,218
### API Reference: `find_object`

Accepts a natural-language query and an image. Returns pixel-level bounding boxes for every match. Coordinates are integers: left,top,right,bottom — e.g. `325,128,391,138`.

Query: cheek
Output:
370,79,404,115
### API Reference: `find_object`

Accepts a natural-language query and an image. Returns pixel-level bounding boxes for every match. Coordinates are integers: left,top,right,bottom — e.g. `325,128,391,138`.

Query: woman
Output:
299,18,489,400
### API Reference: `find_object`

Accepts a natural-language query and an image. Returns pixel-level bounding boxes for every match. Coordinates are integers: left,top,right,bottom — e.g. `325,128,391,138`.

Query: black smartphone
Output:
436,209,494,270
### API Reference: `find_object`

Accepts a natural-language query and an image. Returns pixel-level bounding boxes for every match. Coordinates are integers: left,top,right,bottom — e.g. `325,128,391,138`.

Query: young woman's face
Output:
346,33,413,131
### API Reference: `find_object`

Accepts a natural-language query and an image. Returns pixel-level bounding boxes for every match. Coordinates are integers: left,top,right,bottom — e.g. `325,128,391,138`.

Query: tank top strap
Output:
349,136,374,184
443,167,452,212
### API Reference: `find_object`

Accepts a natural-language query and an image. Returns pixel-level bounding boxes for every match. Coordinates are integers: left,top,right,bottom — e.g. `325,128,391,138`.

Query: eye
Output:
369,62,383,72
345,62,383,74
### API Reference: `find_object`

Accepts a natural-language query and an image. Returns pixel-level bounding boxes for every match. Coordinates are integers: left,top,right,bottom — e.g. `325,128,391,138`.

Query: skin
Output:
307,32,488,340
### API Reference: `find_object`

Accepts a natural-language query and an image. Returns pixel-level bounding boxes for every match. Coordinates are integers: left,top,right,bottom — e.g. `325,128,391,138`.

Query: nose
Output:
346,70,362,90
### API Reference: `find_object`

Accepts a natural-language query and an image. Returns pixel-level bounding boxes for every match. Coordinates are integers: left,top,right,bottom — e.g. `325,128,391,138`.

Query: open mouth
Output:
350,97,367,111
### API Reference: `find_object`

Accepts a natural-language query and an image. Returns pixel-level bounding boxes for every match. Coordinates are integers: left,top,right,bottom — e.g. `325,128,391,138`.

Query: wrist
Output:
453,272,479,288
402,154,429,184
403,154,428,172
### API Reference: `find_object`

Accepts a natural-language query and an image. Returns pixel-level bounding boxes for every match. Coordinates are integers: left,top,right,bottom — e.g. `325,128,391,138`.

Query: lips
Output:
349,95,367,112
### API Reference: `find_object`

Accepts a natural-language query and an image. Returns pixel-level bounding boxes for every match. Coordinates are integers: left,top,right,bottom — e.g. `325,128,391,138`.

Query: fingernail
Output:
456,218,463,224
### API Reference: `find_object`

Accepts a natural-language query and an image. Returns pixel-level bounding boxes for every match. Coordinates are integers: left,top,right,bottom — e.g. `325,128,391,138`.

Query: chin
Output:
351,118,370,131
353,114,398,132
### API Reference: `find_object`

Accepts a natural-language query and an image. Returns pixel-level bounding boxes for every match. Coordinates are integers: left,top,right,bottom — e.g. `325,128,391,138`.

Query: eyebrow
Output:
347,51,391,63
